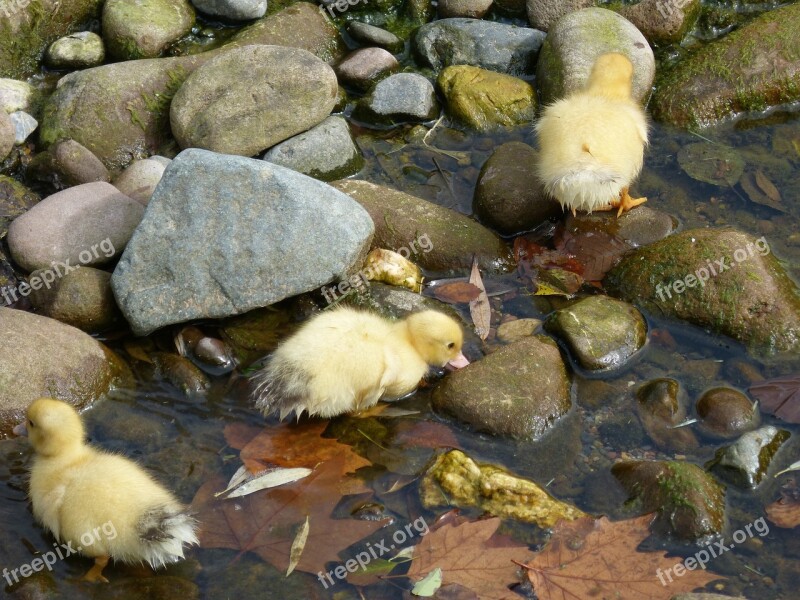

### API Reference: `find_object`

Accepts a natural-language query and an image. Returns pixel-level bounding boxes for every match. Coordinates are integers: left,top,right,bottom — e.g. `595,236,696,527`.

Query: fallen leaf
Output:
766,479,800,528
412,567,443,596
193,455,390,575
224,467,312,498
407,517,530,600
677,142,744,187
522,515,718,600
393,420,461,450
741,171,787,213
432,281,482,304
749,375,800,424
755,170,782,203
225,421,371,481
554,224,630,282
774,460,800,478
513,238,584,276
468,259,490,340
287,516,309,576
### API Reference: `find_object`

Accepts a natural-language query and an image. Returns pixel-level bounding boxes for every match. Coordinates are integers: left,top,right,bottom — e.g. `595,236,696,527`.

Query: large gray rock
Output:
606,228,800,354
414,18,546,76
111,149,375,335
263,116,363,181
432,335,571,439
536,7,655,105
191,0,267,20
331,179,514,274
102,0,195,60
0,307,127,437
170,45,338,156
7,182,142,272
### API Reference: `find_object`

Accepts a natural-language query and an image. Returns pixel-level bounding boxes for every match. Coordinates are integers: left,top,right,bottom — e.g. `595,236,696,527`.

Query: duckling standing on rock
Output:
252,307,470,420
13,398,198,583
535,52,649,217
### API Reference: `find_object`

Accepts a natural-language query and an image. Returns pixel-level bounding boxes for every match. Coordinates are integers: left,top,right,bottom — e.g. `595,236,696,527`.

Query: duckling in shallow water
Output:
13,398,198,583
252,307,469,419
535,52,649,217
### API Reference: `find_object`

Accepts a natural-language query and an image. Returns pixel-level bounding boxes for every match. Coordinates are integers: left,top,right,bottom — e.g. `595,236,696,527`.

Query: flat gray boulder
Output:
170,45,338,156
111,149,375,335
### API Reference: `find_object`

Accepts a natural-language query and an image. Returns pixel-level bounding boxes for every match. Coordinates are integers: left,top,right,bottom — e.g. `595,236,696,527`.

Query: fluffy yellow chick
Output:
13,398,198,583
252,307,469,419
535,52,649,216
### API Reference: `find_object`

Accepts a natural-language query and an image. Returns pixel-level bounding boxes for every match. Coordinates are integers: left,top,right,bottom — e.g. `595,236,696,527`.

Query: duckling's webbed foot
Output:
82,556,110,583
613,187,647,217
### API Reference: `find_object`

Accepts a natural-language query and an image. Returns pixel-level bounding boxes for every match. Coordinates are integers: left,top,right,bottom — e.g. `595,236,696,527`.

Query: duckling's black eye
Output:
447,342,455,350
28,419,35,428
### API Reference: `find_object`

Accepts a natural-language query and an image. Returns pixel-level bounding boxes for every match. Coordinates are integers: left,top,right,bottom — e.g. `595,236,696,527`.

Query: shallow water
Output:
3,3,800,599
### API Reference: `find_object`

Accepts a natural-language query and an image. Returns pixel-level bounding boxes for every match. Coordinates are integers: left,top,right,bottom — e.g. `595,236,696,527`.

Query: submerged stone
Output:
707,426,790,489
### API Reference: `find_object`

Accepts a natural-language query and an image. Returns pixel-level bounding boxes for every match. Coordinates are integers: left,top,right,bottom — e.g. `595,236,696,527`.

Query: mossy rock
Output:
652,3,800,128
102,0,195,61
330,179,514,275
606,227,800,354
0,0,104,79
437,65,537,132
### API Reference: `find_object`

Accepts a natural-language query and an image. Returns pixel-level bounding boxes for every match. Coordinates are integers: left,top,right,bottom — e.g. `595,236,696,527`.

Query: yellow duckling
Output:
535,52,649,217
13,398,198,583
252,307,469,419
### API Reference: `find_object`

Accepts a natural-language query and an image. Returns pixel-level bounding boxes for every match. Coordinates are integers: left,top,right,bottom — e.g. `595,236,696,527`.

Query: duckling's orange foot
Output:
81,556,110,583
613,188,647,217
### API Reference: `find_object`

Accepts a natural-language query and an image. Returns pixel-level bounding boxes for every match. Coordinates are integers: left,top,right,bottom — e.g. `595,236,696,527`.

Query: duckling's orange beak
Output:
12,422,27,436
447,352,470,369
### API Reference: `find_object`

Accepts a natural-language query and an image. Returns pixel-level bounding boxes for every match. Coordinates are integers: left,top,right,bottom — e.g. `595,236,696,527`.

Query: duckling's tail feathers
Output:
251,358,309,421
136,505,199,569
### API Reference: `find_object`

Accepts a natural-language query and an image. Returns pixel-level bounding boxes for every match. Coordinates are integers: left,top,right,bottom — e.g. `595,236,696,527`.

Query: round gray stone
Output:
45,31,105,69
113,157,169,205
536,7,655,104
263,116,363,181
354,73,439,125
191,0,266,19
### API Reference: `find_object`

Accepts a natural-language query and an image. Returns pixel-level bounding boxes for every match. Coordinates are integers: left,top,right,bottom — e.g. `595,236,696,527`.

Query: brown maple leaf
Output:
192,454,390,575
749,375,800,424
225,421,371,482
432,281,483,304
407,516,529,600
522,515,719,600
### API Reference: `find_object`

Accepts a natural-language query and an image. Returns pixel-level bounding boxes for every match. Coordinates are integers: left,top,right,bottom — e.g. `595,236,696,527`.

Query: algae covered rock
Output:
545,295,647,371
420,449,586,527
612,460,726,543
606,228,800,354
652,3,800,128
437,65,536,132
330,179,513,275
103,0,195,60
432,335,571,439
